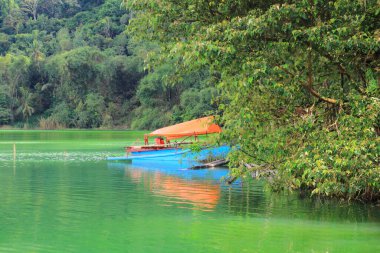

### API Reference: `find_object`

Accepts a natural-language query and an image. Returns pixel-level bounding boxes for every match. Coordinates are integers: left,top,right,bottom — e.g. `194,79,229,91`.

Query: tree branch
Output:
305,52,337,104
275,62,338,104
302,83,337,104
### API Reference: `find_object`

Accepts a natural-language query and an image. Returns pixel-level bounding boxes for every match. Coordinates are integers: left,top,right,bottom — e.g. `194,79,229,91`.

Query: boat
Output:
107,116,230,162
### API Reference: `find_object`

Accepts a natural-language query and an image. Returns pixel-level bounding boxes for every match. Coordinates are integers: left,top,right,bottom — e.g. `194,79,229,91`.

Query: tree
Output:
0,0,18,16
0,54,31,123
0,0,146,130
0,33,11,53
3,7,25,34
0,89,11,124
56,27,72,51
75,92,105,128
124,0,380,200
72,26,87,48
30,30,44,62
21,0,38,20
20,0,80,20
39,0,80,18
16,86,35,122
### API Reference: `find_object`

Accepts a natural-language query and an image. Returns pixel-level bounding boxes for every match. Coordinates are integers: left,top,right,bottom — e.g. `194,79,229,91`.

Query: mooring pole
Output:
13,143,16,175
13,143,16,160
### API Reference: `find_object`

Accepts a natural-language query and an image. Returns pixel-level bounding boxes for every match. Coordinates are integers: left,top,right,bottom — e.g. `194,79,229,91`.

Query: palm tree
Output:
16,87,35,123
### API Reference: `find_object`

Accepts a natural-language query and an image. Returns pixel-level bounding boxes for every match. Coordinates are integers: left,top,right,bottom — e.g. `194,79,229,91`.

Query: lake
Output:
0,130,379,252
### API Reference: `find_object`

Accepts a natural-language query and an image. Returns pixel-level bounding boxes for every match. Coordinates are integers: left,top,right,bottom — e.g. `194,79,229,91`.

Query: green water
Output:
0,130,379,253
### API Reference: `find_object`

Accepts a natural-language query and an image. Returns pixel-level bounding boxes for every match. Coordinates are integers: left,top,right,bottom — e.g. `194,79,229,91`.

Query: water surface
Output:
0,130,379,252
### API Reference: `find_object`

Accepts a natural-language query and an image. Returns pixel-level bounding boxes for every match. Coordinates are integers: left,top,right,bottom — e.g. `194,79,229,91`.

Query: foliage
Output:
124,0,380,201
0,53,31,123
49,102,73,127
75,93,105,128
0,0,214,130
0,90,11,124
16,86,35,121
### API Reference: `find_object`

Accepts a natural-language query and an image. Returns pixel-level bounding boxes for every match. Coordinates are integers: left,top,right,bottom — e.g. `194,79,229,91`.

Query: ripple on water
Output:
0,151,114,162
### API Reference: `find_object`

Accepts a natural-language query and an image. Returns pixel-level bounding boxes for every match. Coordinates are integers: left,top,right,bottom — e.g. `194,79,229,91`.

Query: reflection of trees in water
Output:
123,166,380,223
218,180,380,223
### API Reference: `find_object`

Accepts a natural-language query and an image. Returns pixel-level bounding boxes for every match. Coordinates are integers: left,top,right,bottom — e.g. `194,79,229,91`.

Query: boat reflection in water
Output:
108,161,229,211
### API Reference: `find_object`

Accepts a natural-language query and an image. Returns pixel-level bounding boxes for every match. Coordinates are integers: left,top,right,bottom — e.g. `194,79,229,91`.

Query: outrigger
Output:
107,116,230,162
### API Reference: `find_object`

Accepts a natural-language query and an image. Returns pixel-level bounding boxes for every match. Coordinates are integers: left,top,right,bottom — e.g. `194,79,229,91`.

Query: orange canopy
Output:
148,116,222,140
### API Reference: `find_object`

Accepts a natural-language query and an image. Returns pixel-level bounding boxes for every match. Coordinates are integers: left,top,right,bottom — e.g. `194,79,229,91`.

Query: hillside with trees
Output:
0,0,215,129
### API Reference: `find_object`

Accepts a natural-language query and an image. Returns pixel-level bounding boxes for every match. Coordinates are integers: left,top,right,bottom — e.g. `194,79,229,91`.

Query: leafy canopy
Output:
125,0,380,201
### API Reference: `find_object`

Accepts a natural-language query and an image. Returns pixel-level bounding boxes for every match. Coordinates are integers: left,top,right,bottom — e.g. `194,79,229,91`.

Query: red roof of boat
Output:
148,116,222,140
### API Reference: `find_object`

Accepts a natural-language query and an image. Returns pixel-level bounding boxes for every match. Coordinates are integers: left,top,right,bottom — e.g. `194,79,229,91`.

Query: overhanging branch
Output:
274,58,338,105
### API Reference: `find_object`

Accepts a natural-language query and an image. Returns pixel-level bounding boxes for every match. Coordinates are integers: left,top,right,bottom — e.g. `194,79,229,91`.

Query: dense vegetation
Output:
124,0,379,201
0,0,215,129
1,0,379,201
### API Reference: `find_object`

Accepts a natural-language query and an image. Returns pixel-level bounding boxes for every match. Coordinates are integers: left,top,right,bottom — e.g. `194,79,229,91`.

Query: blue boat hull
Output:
107,145,230,162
